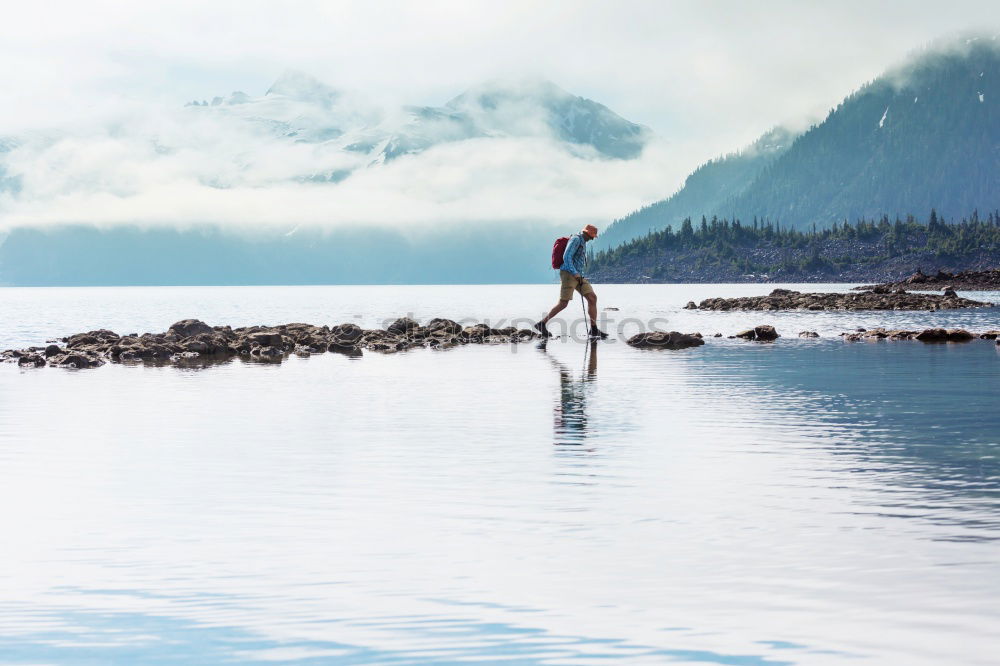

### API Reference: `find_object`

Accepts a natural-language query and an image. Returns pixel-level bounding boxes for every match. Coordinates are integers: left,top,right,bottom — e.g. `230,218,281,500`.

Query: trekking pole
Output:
579,290,587,338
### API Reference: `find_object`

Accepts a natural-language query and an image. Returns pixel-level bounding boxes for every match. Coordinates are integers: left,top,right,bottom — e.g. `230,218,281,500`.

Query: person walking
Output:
534,224,608,339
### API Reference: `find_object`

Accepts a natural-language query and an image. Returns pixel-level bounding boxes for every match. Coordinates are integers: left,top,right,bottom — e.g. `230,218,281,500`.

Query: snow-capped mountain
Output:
185,72,652,167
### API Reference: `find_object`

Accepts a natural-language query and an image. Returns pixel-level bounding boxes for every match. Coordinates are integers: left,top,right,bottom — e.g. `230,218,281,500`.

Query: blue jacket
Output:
560,232,587,276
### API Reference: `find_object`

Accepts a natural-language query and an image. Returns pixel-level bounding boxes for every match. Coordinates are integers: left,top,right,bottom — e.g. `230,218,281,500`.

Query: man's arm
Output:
562,234,583,276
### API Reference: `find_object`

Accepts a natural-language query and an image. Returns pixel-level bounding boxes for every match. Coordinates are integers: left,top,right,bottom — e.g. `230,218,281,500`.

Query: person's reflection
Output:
539,340,598,443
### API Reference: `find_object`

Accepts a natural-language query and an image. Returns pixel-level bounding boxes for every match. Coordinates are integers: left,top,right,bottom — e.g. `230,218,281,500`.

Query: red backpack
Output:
551,236,570,269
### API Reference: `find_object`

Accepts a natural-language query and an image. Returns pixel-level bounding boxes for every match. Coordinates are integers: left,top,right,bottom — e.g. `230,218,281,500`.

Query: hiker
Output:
535,224,608,339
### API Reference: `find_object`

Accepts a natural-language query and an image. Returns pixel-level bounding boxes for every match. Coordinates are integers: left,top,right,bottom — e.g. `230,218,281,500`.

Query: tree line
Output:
589,210,1000,277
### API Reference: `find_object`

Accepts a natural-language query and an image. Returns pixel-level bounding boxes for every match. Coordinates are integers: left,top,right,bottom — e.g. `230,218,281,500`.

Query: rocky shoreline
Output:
1,318,542,369
628,324,1000,348
854,268,1000,292
4,316,999,368
686,288,990,311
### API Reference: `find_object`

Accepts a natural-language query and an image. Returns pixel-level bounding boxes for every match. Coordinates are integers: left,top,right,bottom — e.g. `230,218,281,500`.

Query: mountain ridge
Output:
600,36,1000,249
185,73,653,164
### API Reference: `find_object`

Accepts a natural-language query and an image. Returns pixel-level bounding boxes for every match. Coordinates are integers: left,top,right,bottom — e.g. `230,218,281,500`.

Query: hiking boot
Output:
533,321,552,338
589,325,608,340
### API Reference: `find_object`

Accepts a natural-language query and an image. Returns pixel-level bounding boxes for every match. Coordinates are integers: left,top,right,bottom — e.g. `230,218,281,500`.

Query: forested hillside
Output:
589,210,1000,283
596,126,797,249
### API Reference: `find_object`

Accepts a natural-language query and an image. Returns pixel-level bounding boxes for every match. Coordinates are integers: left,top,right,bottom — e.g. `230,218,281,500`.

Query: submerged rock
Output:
798,331,820,338
735,325,780,342
17,354,46,367
841,327,979,343
48,352,105,368
627,331,705,349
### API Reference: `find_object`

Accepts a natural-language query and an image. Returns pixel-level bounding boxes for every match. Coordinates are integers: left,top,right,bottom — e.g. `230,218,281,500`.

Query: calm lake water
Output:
1,283,999,665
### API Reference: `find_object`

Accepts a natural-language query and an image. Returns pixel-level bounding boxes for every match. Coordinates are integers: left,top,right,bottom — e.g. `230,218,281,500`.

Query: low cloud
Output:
0,93,679,234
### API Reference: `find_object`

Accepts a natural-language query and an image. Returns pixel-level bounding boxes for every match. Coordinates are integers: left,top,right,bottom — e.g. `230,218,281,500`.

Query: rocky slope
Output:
855,268,1000,291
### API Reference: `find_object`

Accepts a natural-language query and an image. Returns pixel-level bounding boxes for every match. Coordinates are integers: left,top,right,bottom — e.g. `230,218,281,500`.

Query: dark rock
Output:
735,325,779,342
119,343,176,360
462,324,493,341
189,333,231,355
66,334,98,348
627,331,705,349
44,344,62,357
18,354,46,367
914,328,975,342
246,330,284,347
945,328,974,342
48,352,104,369
168,319,214,338
252,345,283,358
798,331,820,338
181,339,209,354
330,323,363,346
387,317,420,336
713,333,722,337
942,287,958,298
980,330,1000,339
427,318,462,335
683,301,697,309
911,328,973,343
915,328,948,342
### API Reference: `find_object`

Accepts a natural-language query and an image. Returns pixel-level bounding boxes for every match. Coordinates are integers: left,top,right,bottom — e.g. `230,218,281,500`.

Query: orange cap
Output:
582,224,598,239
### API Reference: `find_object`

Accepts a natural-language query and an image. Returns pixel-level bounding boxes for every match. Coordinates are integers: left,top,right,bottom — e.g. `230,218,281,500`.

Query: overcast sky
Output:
5,1,996,147
1,1,997,231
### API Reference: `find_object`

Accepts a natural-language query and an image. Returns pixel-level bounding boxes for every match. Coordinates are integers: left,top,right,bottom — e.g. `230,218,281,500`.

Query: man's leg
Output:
585,291,598,327
581,282,607,338
542,299,569,323
536,272,576,337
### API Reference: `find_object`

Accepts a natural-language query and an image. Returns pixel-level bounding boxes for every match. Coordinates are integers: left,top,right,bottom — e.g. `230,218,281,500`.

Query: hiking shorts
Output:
559,270,595,301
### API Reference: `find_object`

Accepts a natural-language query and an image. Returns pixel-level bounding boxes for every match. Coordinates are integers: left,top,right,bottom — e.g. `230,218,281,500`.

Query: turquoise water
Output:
1,284,998,665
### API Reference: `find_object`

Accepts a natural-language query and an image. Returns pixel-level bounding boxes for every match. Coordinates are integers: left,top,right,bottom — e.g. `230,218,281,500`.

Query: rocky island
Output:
686,288,991,311
854,268,1000,292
